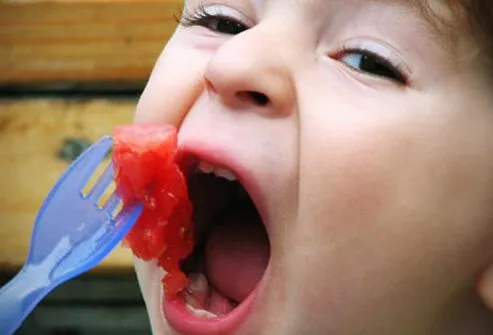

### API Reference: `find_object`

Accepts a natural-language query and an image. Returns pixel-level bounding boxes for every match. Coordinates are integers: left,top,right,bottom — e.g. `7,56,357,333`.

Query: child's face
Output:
132,0,493,334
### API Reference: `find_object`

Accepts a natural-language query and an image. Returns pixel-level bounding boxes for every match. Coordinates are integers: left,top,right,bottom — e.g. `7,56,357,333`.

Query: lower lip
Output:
163,284,259,335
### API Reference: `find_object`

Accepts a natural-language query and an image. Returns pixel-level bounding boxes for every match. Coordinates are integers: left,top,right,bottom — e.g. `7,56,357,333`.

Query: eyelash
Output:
335,48,408,85
178,3,249,35
178,4,408,85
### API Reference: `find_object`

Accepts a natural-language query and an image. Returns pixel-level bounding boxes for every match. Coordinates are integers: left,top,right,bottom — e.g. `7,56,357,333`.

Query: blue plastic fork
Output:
0,135,143,334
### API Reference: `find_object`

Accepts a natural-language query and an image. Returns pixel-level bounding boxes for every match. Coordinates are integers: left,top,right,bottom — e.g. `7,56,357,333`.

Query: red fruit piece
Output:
112,124,194,299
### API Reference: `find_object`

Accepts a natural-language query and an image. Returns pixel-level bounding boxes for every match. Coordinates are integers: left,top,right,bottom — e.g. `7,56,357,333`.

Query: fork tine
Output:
95,203,143,248
87,162,114,201
103,191,122,215
75,136,112,188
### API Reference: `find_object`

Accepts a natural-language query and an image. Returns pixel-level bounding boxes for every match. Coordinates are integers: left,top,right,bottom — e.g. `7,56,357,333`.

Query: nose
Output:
204,26,296,116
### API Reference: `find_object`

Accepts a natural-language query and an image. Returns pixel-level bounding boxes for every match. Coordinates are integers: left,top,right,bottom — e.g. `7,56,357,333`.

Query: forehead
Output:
256,0,455,24
255,0,459,54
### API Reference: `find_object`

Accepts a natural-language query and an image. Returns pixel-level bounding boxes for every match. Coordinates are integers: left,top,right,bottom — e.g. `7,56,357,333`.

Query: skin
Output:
131,0,493,334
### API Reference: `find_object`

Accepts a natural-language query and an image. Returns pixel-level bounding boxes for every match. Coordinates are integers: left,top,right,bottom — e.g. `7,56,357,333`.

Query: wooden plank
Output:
0,98,139,271
0,0,182,89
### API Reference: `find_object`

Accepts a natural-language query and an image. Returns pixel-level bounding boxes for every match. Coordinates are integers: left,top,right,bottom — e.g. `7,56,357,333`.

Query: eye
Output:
179,3,249,35
338,50,407,85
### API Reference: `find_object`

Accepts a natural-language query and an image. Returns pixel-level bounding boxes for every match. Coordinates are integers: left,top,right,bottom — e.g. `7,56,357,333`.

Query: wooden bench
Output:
0,0,182,273
0,0,181,89
1,1,183,333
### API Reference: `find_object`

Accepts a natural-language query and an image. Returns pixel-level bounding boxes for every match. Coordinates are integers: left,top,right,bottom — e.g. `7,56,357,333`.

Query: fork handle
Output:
0,266,51,334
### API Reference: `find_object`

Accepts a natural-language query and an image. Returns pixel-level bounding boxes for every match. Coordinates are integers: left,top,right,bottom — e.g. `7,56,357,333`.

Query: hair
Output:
465,0,493,65
422,0,493,70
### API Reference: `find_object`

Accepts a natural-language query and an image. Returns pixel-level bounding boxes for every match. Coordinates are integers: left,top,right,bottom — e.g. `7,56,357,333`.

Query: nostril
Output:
236,91,270,106
250,92,269,106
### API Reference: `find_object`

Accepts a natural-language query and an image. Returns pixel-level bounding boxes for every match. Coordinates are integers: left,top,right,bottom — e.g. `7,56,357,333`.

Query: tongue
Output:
205,206,270,303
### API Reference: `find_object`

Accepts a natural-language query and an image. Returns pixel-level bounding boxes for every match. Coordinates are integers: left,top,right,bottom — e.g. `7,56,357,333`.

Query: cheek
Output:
296,95,493,255
298,111,410,237
288,93,493,327
134,35,208,127
291,114,413,313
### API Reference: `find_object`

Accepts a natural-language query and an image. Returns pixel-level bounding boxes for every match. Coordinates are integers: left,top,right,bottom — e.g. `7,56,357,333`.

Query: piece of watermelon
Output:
112,124,194,299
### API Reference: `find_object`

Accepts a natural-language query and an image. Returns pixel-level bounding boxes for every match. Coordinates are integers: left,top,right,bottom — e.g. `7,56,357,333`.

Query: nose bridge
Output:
204,21,298,113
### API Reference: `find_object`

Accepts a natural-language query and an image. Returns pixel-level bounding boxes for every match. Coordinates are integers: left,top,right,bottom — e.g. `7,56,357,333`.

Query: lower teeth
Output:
185,304,218,319
184,272,218,319
184,272,238,318
184,273,208,309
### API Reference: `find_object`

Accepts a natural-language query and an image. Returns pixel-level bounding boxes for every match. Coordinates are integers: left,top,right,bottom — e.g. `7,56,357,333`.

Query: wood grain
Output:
0,0,182,88
0,98,139,272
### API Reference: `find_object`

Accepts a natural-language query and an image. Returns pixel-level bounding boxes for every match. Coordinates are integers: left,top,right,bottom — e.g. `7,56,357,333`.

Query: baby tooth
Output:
185,304,218,319
198,160,236,181
187,273,208,294
215,168,236,181
198,161,215,174
185,273,208,308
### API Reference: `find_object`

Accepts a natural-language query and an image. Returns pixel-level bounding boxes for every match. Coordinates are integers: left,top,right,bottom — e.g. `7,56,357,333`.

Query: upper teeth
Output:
198,161,237,181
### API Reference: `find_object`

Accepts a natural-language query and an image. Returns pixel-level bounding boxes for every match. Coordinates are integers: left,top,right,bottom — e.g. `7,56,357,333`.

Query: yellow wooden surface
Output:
0,0,182,86
0,98,139,272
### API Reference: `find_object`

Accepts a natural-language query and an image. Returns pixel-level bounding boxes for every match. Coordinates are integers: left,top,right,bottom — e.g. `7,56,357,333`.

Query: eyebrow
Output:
295,0,460,56
376,0,460,56
404,0,459,54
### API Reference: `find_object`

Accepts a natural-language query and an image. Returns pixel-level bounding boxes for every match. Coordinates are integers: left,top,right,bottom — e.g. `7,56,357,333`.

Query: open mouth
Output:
163,154,271,334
